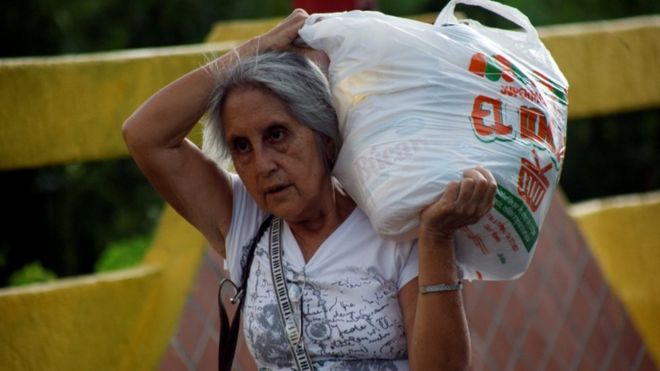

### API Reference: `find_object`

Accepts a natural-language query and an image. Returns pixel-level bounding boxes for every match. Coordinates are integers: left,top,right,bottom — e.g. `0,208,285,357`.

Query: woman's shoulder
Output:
322,206,417,279
342,206,416,248
335,205,419,285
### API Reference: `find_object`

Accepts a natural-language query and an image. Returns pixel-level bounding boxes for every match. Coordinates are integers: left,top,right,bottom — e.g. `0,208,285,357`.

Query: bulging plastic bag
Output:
299,0,568,280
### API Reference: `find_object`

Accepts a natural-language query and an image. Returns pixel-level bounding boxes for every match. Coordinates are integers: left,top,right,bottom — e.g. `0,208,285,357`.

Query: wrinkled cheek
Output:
254,193,269,211
239,177,266,208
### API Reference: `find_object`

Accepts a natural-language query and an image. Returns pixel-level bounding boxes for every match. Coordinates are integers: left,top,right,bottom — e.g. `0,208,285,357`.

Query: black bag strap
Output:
218,214,273,371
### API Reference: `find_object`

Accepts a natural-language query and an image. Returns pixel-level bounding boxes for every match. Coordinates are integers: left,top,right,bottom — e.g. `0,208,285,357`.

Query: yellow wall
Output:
0,206,207,371
571,192,660,366
205,17,282,43
0,43,235,170
0,267,160,370
540,16,660,119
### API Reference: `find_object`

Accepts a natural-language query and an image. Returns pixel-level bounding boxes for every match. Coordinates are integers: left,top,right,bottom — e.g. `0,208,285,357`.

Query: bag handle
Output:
435,0,538,41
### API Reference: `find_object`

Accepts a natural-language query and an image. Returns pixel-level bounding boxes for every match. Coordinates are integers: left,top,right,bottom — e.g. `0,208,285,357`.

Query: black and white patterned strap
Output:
269,217,314,371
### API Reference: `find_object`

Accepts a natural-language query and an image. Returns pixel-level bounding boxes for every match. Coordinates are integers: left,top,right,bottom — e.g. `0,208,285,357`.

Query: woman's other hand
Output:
420,166,497,241
405,167,495,370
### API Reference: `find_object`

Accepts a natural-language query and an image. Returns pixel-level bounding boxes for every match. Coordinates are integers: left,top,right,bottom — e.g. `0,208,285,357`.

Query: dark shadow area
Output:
0,159,163,286
560,108,660,202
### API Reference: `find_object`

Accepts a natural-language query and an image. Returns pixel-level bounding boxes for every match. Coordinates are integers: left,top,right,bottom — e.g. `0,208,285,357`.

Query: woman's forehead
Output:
222,87,304,135
225,85,277,106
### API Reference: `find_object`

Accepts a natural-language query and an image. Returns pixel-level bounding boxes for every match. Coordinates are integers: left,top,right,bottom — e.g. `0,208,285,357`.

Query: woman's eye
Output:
232,139,251,153
269,128,287,142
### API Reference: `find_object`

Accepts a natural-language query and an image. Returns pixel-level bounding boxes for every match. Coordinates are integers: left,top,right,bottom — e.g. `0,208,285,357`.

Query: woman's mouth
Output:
265,184,291,196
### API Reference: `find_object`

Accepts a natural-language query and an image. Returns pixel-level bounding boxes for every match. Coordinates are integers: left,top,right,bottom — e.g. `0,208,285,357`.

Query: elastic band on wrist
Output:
419,281,462,294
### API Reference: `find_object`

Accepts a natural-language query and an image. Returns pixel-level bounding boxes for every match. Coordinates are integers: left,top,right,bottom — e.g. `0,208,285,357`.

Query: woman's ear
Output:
324,136,337,169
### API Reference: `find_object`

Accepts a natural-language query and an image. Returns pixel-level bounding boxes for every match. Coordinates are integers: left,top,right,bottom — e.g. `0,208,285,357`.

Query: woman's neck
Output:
287,183,356,262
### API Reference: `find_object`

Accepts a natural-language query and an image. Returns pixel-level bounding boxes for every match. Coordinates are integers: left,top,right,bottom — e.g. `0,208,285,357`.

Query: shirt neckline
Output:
281,207,361,269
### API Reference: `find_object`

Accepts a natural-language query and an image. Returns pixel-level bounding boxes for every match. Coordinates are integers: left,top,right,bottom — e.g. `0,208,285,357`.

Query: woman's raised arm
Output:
122,9,311,257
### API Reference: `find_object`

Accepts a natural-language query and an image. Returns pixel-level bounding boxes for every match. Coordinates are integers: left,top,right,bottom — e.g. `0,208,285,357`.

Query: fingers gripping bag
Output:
298,0,568,280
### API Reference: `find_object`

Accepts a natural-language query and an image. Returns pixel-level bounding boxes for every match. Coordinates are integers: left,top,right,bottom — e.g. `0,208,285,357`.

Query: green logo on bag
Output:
494,185,538,252
468,52,567,106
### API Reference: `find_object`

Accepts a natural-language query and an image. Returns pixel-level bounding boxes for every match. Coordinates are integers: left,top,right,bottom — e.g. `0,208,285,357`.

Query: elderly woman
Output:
123,9,496,371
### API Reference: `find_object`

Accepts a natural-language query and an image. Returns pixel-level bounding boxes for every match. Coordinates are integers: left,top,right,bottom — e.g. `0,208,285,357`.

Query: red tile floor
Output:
159,195,658,371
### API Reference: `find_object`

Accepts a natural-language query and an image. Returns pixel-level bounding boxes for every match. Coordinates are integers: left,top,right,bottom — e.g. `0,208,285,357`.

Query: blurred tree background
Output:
1,0,658,286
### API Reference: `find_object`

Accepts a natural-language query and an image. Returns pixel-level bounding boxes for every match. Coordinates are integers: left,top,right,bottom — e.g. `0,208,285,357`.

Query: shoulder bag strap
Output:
269,217,314,370
218,214,273,371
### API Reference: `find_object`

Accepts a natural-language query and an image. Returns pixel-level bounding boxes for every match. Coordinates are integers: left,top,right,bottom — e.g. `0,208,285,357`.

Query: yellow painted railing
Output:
0,43,236,170
0,14,658,371
570,191,660,365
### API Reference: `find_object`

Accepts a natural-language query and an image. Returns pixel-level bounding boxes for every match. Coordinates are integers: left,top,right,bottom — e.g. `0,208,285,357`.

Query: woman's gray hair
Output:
203,51,340,169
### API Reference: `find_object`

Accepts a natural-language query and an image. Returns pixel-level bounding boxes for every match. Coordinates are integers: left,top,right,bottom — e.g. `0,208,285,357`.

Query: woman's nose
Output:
253,146,278,175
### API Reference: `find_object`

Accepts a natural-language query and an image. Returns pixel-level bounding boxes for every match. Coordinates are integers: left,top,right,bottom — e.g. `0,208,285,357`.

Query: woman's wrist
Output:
418,223,455,244
243,36,274,55
206,38,265,78
417,227,460,286
234,37,263,60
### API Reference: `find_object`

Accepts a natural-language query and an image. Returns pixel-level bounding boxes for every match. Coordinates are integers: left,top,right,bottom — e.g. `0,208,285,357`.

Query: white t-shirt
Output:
225,175,419,370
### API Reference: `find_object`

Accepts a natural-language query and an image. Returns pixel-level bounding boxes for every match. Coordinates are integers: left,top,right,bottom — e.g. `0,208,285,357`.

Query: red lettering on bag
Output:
468,52,568,106
519,106,554,151
471,95,512,137
471,96,558,155
461,226,489,255
500,85,543,105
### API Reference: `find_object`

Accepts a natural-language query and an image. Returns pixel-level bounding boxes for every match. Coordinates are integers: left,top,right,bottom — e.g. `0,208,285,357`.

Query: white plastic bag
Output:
299,0,568,280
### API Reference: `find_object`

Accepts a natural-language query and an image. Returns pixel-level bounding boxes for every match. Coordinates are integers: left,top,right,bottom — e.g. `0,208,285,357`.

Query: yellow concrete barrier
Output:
571,191,660,366
540,16,660,119
0,266,160,371
205,17,281,42
131,205,208,371
0,205,207,371
0,43,236,170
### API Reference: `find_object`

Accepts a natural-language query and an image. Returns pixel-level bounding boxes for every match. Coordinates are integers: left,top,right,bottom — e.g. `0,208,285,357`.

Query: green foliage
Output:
0,0,292,57
95,236,152,273
380,0,434,15
8,262,58,287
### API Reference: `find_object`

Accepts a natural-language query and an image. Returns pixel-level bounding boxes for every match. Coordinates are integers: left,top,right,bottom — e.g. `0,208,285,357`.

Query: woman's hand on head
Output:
250,9,330,71
257,8,310,52
420,166,497,241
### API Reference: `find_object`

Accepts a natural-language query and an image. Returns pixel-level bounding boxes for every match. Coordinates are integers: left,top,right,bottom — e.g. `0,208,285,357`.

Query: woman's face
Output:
222,86,330,222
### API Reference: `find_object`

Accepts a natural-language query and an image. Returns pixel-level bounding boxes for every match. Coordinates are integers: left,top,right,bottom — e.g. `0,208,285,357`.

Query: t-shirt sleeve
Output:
225,173,268,283
397,240,419,289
